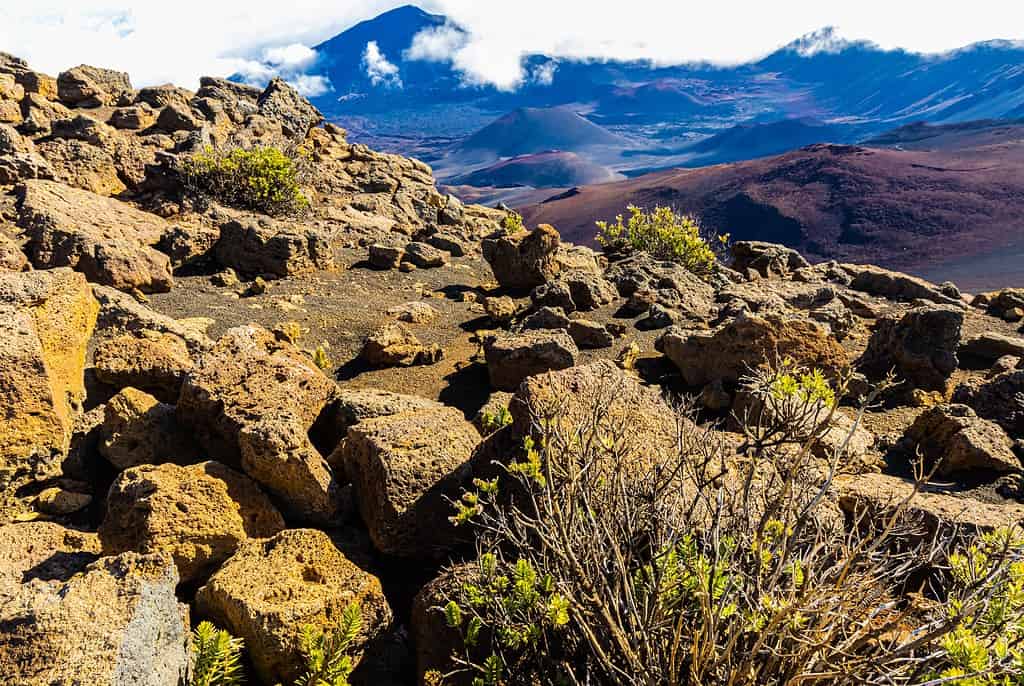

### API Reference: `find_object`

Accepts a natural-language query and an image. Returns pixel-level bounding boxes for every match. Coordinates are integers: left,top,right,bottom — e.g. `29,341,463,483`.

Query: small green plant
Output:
180,145,309,216
479,406,513,435
312,344,333,372
932,526,1024,684
445,553,572,685
295,603,362,686
191,621,245,686
596,205,722,276
501,212,525,234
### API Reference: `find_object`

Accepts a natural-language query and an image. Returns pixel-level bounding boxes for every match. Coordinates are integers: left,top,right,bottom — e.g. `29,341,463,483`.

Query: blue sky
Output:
1,1,1022,91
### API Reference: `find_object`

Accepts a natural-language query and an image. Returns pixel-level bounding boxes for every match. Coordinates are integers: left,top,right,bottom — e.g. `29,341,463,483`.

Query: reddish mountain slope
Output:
520,132,1024,285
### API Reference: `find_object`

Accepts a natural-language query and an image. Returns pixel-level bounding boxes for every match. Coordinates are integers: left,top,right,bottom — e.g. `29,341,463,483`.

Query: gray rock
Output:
860,304,963,391
484,330,578,391
904,404,1020,477
403,241,447,268
0,552,188,686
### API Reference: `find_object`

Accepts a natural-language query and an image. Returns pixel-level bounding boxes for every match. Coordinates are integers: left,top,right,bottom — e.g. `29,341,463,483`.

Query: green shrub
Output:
500,212,525,234
190,621,244,686
295,603,362,686
312,344,333,372
479,406,513,436
440,363,1024,685
180,145,309,216
596,205,725,276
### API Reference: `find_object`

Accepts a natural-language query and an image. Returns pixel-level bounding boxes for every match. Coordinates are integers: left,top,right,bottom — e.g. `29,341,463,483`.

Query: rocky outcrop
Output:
329,388,443,435
844,264,964,306
0,522,100,591
214,218,334,277
99,387,200,470
730,241,810,277
93,332,195,401
959,332,1024,364
411,563,480,685
902,405,1019,477
657,313,849,387
837,473,1024,534
360,322,443,368
0,268,97,480
482,224,562,290
0,552,189,686
99,461,285,583
484,330,579,391
18,180,174,292
0,234,29,271
176,325,344,522
953,370,1024,438
56,65,133,107
196,529,392,685
860,304,963,391
255,77,323,140
342,406,481,558
91,284,212,353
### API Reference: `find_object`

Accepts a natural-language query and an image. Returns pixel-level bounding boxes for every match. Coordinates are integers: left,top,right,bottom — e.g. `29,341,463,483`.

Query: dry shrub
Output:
179,145,310,216
439,364,1024,686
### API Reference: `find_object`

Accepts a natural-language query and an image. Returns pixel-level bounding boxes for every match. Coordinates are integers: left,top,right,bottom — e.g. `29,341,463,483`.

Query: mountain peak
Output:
785,26,867,56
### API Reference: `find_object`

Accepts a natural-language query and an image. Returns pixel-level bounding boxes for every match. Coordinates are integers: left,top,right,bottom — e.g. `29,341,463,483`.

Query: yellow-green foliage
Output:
479,405,513,435
770,365,836,408
501,212,525,233
180,146,309,216
934,527,1024,684
295,603,362,686
190,621,244,686
312,344,333,372
596,205,720,276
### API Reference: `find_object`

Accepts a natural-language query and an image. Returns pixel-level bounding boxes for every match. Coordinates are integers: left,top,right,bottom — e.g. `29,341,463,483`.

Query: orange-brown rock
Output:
657,312,850,387
342,406,481,558
99,387,201,469
0,268,97,471
196,529,392,685
177,325,344,522
93,332,194,401
100,461,285,583
18,180,174,292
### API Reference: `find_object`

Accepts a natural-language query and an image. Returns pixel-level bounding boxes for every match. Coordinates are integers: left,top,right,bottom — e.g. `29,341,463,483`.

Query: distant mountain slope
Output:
519,129,1024,280
450,151,620,188
254,6,1024,191
299,7,1024,127
684,117,860,164
456,107,627,158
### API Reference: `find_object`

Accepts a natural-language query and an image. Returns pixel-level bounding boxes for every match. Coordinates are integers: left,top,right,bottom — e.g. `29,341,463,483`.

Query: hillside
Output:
456,106,628,158
450,150,620,188
521,132,1024,289
4,49,1024,686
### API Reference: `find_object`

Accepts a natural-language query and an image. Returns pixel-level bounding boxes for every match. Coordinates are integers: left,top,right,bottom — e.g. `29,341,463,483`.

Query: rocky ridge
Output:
2,53,1024,685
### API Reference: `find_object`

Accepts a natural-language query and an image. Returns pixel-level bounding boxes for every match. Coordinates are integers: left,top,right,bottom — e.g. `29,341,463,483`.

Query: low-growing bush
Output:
179,145,310,216
295,603,363,686
479,406,513,435
191,621,244,686
596,205,726,276
440,363,1024,685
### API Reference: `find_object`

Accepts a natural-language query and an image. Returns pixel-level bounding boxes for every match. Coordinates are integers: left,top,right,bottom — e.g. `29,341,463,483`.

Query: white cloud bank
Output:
0,1,1021,91
362,41,402,87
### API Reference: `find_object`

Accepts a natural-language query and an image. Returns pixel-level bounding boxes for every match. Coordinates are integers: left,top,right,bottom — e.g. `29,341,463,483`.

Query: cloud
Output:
261,43,319,70
0,1,1021,92
530,60,558,86
231,42,332,96
404,23,468,62
362,41,402,88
